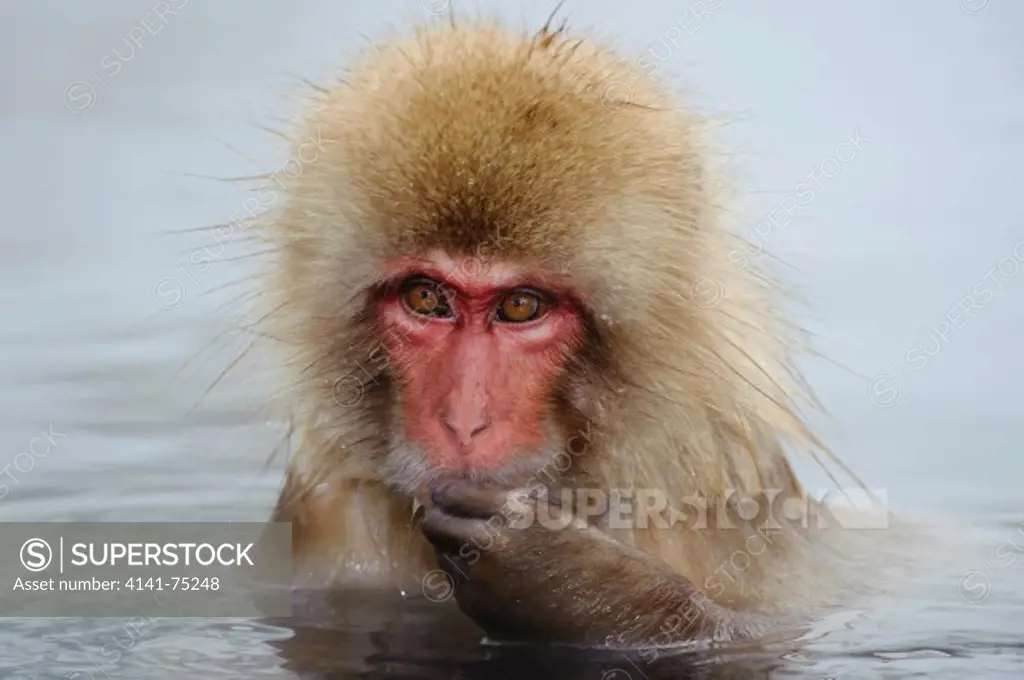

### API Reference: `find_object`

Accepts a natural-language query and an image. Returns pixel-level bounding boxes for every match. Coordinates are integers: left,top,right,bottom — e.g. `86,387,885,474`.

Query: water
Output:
1,0,1022,677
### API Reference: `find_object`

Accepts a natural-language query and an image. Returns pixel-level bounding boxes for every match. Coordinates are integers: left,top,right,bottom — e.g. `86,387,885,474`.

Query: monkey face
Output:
373,252,584,493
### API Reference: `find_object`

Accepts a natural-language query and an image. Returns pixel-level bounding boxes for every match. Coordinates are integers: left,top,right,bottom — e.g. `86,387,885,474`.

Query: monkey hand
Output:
420,480,758,648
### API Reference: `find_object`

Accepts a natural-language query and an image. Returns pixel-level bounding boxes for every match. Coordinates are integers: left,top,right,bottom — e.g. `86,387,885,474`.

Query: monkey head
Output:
263,22,807,507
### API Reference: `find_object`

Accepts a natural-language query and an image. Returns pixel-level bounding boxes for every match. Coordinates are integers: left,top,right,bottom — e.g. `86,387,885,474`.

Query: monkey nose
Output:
440,409,491,448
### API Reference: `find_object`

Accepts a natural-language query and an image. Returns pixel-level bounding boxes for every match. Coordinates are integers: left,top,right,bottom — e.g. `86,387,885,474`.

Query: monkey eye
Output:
401,278,453,318
496,289,547,323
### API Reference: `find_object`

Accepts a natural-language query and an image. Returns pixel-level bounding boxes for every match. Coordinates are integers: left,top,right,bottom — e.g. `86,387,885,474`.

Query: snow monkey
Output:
260,14,862,648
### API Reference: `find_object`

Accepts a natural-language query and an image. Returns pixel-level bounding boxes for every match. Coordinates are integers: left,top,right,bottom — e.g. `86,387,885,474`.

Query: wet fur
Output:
257,17,863,617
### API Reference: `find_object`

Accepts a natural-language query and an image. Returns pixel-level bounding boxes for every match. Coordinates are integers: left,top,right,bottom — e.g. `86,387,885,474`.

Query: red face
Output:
377,254,583,472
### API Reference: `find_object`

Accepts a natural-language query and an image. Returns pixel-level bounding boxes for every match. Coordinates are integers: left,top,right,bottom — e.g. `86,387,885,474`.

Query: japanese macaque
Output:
259,14,867,649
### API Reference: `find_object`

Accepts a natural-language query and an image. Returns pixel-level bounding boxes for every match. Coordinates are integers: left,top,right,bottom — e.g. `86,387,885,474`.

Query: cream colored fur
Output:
254,17,862,613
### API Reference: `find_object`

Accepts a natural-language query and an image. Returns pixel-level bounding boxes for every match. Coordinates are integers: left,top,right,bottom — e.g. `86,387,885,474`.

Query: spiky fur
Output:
258,17,855,612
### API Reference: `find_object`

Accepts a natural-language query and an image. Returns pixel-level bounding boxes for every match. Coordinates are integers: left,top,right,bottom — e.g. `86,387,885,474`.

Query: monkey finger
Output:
433,551,473,585
429,479,508,518
420,506,498,553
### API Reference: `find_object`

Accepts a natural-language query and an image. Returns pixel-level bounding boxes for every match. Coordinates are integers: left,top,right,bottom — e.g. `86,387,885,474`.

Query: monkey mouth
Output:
383,440,558,503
